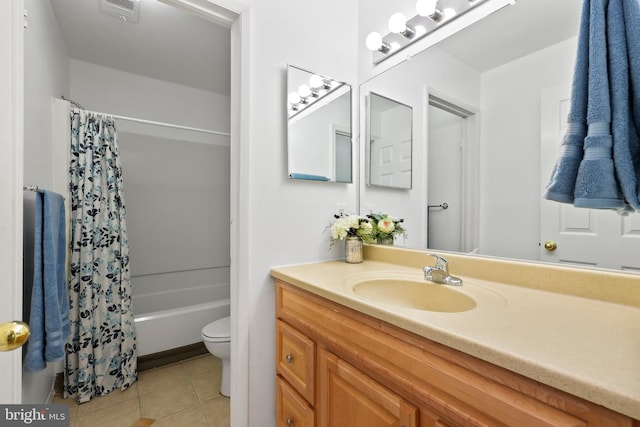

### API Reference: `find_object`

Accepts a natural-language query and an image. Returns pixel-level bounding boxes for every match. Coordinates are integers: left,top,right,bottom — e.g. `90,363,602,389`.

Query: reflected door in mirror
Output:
368,92,412,189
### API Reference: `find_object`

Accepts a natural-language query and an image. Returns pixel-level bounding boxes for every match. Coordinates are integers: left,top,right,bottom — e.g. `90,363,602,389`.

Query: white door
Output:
0,0,25,403
540,85,640,271
427,104,464,251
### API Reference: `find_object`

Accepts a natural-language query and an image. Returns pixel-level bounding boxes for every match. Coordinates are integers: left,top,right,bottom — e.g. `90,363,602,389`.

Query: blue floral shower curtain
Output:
64,108,137,403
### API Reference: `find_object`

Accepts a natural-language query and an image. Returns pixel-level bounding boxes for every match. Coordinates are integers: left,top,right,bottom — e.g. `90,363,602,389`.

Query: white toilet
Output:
201,316,231,397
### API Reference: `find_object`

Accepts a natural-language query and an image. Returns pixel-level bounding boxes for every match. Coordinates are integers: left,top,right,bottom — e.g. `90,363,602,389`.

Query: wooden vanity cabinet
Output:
275,279,638,427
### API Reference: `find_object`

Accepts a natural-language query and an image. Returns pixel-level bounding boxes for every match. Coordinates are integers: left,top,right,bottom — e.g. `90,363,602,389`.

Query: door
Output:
540,85,640,271
427,104,464,251
318,349,418,427
0,0,25,404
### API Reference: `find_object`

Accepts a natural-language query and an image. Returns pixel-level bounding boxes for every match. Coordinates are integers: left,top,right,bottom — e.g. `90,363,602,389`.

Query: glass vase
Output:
344,236,363,264
377,236,394,245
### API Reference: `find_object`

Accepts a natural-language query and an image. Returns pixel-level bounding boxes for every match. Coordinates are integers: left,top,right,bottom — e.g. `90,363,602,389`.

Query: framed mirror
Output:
287,65,352,183
367,92,413,189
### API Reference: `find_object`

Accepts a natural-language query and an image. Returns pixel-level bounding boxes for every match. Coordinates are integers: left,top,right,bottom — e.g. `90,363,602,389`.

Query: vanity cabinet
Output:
275,279,639,427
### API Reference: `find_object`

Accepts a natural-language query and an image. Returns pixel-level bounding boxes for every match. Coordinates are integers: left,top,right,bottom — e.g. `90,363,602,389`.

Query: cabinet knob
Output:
286,417,294,427
285,354,294,364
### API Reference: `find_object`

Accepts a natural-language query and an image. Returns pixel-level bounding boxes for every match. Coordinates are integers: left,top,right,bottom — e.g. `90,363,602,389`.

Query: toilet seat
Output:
202,316,230,342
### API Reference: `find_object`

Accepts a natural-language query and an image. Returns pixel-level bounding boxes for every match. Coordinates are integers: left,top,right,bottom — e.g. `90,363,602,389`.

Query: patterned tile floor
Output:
53,354,230,427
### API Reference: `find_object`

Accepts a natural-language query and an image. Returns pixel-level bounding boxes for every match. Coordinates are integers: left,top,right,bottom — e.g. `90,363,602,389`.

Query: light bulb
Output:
416,0,437,16
288,92,301,105
309,75,324,89
366,32,383,51
414,25,427,37
388,12,408,34
298,84,311,98
442,7,456,19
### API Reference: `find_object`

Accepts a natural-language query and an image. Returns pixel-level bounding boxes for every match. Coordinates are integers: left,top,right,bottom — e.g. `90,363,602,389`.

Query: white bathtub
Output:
133,282,230,356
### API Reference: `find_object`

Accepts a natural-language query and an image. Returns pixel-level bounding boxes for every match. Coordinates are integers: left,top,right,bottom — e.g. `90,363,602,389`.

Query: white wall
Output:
69,60,232,316
479,37,576,260
69,59,230,132
359,46,481,249
236,1,359,425
22,0,70,404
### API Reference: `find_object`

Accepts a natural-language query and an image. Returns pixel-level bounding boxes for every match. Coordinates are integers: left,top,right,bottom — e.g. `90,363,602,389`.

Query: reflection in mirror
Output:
287,65,352,183
368,92,413,189
360,0,640,273
427,96,474,253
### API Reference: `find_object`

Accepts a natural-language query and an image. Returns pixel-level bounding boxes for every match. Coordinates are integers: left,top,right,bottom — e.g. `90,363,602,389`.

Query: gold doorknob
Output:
0,321,30,352
544,241,557,251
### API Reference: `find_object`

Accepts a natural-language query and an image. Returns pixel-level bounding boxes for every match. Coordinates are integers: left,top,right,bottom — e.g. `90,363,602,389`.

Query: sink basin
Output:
352,277,477,313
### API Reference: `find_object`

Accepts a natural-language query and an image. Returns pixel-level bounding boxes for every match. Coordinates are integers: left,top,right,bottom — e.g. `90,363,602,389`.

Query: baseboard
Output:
53,342,208,394
138,342,208,372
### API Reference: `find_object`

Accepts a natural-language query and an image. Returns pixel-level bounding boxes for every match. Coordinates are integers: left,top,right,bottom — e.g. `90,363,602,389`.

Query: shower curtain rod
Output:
59,96,230,137
111,114,230,137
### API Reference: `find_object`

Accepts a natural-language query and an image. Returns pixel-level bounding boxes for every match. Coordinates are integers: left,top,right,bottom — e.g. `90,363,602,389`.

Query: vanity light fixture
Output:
388,13,416,39
366,0,510,65
288,74,343,117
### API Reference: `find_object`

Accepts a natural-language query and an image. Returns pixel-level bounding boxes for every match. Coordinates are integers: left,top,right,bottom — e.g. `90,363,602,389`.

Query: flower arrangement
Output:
328,213,376,246
367,213,406,243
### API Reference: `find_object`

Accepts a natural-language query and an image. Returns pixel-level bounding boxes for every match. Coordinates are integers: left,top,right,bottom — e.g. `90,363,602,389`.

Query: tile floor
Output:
52,354,230,427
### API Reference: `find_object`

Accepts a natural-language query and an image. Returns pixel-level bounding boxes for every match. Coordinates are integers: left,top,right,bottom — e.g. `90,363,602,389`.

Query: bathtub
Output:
133,282,230,356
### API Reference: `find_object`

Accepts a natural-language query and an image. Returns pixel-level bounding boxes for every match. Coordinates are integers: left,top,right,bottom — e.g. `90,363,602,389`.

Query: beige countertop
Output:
270,245,640,420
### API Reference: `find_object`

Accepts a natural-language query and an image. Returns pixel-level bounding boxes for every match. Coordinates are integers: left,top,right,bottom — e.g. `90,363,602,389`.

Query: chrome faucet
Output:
423,254,463,286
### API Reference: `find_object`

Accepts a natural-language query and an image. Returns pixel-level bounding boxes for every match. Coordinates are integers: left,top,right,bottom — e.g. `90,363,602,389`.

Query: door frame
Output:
426,90,479,253
4,3,252,426
0,0,25,405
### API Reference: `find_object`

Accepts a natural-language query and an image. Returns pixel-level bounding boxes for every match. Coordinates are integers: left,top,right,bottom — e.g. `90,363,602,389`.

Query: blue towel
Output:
544,0,591,204
24,190,70,372
289,173,330,181
609,0,640,211
545,0,640,212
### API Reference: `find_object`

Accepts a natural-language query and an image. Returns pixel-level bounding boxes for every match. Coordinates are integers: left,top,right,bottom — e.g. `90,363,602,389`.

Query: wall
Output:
69,60,232,317
234,0,359,425
479,37,576,260
359,46,481,249
22,0,70,404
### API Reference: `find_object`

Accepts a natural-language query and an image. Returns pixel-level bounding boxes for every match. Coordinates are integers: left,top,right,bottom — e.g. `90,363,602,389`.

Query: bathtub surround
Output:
65,108,137,403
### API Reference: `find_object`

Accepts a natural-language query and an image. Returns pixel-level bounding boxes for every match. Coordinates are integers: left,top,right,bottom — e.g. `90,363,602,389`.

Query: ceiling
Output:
438,0,581,72
49,0,580,97
50,0,231,95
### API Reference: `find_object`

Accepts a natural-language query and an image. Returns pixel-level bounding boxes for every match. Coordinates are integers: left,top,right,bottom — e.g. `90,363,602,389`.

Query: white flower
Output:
377,218,395,234
330,214,363,241
359,221,373,235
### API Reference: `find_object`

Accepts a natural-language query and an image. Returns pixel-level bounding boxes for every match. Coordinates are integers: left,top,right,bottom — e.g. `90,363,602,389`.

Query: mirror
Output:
360,0,640,273
287,65,352,183
367,92,413,189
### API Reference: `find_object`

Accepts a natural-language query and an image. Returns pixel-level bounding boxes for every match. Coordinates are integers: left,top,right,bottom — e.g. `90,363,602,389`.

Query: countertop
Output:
270,245,640,420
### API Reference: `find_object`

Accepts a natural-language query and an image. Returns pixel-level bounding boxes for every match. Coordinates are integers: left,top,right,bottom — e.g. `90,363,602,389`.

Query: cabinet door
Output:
277,319,316,402
277,376,315,427
319,349,418,427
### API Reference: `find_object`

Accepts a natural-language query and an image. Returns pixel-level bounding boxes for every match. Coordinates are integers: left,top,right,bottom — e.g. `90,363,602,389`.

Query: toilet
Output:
201,316,231,397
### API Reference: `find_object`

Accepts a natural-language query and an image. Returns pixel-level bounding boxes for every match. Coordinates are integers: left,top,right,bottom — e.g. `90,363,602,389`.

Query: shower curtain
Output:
64,108,137,403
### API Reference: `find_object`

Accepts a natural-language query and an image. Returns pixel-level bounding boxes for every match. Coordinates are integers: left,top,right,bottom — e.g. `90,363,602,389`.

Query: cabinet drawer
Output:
277,375,315,427
277,319,316,402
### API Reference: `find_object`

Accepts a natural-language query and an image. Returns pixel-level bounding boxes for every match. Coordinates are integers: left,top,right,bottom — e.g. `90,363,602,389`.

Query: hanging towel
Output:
24,190,71,372
289,173,330,181
609,0,640,211
545,0,640,212
544,0,592,204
